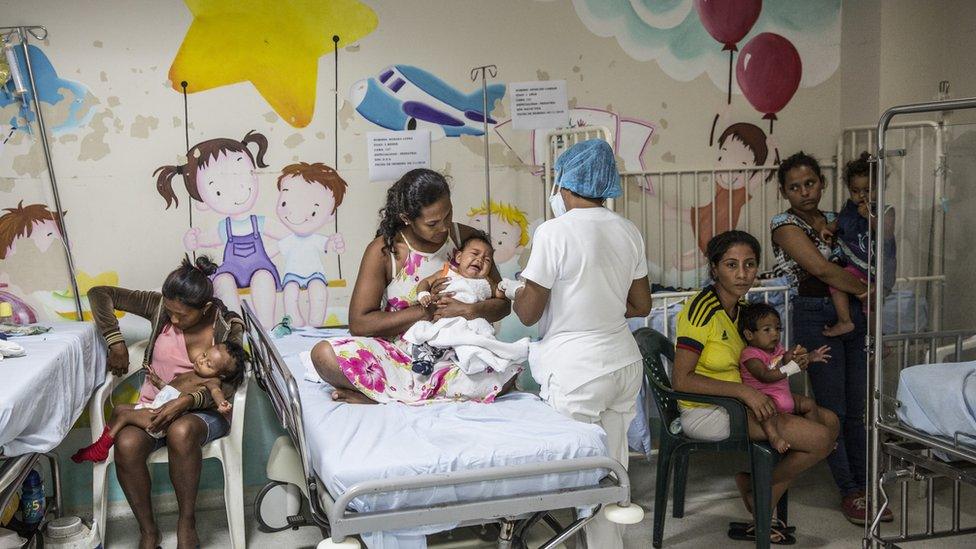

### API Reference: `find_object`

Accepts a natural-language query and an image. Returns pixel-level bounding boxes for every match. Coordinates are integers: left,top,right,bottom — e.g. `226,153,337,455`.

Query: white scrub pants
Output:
543,361,642,549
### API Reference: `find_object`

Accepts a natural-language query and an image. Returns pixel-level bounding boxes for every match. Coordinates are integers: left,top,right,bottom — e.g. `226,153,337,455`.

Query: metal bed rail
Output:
242,302,639,547
0,451,63,543
840,121,946,333
618,164,837,287
864,98,976,547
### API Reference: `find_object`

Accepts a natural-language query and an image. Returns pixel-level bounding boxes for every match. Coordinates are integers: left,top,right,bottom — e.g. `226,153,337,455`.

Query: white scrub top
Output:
522,207,647,395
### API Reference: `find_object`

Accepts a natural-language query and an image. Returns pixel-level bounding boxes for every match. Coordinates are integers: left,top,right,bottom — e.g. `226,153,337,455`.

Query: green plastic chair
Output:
633,328,788,549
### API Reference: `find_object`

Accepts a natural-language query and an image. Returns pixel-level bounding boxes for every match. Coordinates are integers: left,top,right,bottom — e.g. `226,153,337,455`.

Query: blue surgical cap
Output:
554,139,622,199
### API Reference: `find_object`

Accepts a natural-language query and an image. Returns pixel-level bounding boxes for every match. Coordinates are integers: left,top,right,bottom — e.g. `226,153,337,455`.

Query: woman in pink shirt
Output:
88,256,244,549
738,303,832,453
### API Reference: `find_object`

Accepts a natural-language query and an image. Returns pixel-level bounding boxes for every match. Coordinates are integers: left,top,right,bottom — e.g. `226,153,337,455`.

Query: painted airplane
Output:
349,65,506,140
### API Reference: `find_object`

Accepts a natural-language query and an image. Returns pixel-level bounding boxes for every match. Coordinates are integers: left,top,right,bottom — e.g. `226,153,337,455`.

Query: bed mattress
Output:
896,361,976,445
0,322,105,456
269,332,609,547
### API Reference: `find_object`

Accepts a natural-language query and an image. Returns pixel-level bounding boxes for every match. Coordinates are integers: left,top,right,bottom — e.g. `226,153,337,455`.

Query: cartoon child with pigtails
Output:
153,130,282,327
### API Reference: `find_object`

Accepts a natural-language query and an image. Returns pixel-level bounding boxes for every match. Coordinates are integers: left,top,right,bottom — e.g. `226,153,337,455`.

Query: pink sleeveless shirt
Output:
139,324,194,404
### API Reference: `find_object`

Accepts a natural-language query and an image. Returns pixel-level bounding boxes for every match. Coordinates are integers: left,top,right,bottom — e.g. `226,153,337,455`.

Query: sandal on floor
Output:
727,521,796,545
728,517,796,534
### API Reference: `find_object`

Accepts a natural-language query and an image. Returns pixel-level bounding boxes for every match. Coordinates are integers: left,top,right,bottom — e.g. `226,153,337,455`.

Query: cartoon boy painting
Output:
0,201,61,323
0,201,63,260
275,162,347,327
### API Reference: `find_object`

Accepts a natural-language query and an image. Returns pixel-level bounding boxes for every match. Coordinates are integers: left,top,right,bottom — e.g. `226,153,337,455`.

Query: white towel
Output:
403,317,529,375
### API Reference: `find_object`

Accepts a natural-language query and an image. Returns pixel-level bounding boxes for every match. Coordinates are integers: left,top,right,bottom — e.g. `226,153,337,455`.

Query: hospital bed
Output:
0,321,103,542
865,97,976,548
242,303,643,549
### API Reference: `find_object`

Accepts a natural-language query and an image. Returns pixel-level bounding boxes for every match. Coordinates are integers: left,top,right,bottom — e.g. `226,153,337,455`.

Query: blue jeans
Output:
792,296,867,497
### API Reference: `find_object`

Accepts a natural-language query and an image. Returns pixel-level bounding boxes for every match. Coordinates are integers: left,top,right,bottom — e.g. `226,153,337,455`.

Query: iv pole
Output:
470,64,497,239
1,25,83,321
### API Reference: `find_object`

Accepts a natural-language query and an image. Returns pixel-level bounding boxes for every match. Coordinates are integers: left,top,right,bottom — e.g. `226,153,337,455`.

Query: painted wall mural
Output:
0,45,97,138
563,0,839,98
1,44,104,174
153,132,347,328
466,200,539,344
35,271,127,322
495,106,656,180
0,201,63,322
350,65,506,140
274,162,347,327
168,0,378,128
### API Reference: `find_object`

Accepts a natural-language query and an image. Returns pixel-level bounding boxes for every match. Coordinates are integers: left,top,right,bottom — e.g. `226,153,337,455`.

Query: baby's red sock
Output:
71,427,114,463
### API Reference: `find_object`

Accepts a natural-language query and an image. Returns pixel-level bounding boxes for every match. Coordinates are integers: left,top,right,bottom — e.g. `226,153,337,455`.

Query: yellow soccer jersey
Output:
675,286,745,408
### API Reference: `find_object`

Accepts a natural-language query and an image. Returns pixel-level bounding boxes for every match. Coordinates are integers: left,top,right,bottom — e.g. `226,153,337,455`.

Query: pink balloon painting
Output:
736,32,802,123
694,0,763,51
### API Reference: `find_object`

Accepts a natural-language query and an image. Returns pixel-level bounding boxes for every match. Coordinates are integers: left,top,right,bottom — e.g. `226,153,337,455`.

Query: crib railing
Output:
616,164,838,288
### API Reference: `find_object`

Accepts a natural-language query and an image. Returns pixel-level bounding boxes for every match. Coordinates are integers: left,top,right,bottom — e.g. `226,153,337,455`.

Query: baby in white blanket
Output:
416,234,495,311
408,233,528,375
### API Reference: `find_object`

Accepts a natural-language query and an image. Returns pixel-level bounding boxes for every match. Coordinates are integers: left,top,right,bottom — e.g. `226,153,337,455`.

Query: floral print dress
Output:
327,226,521,403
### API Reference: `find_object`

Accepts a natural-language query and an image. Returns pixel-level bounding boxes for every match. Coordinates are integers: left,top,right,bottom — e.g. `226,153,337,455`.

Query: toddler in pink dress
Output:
738,303,831,453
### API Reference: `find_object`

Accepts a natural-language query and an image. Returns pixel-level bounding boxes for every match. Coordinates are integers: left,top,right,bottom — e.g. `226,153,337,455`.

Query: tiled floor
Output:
106,453,975,548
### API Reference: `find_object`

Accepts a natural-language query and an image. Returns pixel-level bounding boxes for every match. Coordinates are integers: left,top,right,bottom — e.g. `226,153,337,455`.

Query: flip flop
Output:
729,517,796,534
727,521,797,545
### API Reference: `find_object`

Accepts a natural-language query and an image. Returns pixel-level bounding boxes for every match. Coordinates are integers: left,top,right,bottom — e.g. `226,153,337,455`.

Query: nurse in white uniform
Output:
502,139,652,548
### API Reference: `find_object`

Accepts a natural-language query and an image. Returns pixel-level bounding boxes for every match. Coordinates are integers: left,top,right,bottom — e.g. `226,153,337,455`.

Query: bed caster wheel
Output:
318,537,362,548
604,503,645,525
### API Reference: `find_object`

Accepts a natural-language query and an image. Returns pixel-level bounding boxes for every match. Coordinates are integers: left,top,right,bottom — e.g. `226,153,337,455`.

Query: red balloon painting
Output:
736,32,802,122
694,0,763,51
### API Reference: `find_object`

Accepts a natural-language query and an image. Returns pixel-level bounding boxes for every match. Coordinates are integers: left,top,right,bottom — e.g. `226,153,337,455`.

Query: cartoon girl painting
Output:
153,131,281,327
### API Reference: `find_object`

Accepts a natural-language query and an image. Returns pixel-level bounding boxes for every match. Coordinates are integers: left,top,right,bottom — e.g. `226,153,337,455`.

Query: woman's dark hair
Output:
219,339,248,389
844,151,875,187
738,302,780,337
460,230,494,254
705,230,761,268
777,151,823,189
376,168,451,252
162,255,218,309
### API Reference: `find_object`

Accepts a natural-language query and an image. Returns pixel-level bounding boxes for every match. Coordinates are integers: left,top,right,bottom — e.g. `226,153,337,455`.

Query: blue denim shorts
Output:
150,410,230,451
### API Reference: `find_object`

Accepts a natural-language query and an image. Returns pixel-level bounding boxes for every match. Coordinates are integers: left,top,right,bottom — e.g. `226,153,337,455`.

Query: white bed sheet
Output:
896,361,976,444
0,322,106,456
270,332,609,548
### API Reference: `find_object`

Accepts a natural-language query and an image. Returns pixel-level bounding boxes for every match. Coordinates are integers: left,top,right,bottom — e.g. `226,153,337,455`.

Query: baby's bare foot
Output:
769,434,791,454
823,321,855,337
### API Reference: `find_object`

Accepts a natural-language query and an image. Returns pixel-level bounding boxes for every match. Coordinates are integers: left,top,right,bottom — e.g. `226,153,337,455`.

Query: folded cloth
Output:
403,317,529,375
134,384,182,439
0,324,50,337
0,340,25,359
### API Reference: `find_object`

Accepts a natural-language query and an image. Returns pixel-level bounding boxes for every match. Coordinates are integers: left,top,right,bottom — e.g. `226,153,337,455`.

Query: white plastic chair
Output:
88,339,248,548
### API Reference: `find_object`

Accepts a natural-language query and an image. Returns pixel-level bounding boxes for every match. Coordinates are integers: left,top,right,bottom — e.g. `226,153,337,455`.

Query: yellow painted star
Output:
169,0,378,127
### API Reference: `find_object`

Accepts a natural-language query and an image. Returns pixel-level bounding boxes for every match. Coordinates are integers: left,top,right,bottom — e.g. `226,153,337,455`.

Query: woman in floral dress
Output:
309,169,516,404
